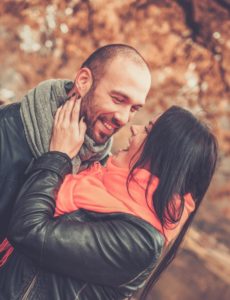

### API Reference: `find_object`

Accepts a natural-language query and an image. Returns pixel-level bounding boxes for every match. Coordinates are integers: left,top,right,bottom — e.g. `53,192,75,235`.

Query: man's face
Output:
81,58,151,144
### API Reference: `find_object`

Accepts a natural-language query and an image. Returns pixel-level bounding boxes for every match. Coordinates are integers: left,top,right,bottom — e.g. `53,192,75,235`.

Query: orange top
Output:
55,157,195,244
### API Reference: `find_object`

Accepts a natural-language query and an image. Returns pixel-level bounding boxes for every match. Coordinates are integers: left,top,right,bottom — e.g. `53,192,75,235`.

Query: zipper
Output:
21,274,38,300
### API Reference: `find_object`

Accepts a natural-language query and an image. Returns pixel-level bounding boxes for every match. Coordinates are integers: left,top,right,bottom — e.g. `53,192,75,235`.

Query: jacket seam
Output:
40,224,51,267
75,283,87,299
78,208,165,236
118,264,153,288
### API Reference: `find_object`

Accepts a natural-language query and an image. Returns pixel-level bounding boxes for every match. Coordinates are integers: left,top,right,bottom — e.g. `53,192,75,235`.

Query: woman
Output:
0,99,217,300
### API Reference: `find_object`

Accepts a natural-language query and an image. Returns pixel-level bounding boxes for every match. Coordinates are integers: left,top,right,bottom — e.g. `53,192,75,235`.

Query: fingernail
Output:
74,94,81,101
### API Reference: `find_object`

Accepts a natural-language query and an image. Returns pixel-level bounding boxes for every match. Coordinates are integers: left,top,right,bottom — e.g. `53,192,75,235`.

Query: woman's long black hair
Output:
127,106,218,299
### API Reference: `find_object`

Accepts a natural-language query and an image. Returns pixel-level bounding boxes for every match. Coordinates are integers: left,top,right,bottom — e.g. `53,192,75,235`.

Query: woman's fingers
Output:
79,117,87,140
71,97,81,123
54,106,62,126
58,96,75,125
50,96,86,159
55,95,82,129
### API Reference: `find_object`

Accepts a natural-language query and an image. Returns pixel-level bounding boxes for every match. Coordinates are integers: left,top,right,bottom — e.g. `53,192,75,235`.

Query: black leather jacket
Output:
0,103,164,299
0,103,33,242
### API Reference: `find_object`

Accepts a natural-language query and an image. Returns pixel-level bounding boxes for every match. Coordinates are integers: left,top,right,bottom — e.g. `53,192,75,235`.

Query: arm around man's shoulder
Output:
8,151,164,286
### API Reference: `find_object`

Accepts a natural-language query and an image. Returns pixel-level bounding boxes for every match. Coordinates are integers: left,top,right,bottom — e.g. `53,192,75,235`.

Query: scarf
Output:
20,79,112,173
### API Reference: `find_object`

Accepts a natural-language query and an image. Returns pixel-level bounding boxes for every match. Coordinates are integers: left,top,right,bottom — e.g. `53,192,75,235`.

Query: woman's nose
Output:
130,125,143,136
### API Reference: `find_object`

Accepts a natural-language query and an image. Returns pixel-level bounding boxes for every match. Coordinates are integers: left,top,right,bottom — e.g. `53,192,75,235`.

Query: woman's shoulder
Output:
73,209,165,265
119,212,165,246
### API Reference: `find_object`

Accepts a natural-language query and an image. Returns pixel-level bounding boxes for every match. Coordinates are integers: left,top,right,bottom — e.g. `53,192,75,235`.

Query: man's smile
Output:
98,117,119,135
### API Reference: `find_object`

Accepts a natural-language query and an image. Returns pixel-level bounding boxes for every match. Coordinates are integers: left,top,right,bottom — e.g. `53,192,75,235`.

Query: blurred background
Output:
0,0,229,299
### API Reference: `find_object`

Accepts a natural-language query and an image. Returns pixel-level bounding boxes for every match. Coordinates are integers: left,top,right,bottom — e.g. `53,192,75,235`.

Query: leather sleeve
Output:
8,152,164,286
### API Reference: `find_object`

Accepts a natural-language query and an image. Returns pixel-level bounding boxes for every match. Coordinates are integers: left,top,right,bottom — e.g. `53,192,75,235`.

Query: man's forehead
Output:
98,57,151,103
105,60,150,85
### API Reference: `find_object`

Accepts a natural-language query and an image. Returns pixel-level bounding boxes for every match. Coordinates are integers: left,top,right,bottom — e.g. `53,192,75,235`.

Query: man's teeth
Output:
103,121,114,130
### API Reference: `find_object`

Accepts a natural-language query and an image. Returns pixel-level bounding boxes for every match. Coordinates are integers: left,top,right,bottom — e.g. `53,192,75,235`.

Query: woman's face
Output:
111,121,153,169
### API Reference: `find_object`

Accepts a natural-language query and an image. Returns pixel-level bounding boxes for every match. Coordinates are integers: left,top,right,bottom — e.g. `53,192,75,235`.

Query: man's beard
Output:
80,86,107,144
80,87,119,145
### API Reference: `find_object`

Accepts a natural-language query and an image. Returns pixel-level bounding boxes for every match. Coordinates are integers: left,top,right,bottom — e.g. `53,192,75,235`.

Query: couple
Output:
0,44,217,300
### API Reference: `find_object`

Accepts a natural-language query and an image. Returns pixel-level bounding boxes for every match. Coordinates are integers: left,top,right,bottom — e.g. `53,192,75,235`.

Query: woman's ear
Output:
74,68,93,97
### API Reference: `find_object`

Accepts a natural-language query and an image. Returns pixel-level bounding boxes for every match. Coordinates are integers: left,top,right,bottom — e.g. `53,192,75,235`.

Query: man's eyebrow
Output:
110,90,144,108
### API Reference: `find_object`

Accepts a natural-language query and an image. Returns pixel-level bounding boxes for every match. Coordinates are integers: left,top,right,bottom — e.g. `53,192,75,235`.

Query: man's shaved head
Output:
81,44,150,85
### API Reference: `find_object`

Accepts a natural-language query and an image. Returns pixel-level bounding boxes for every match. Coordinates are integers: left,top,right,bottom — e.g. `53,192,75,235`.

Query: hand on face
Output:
49,95,87,159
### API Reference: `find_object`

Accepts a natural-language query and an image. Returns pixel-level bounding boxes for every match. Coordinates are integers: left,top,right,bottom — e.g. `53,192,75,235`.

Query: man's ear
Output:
74,68,93,97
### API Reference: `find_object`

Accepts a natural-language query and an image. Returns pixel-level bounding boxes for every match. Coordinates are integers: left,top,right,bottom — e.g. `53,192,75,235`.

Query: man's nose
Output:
114,108,132,126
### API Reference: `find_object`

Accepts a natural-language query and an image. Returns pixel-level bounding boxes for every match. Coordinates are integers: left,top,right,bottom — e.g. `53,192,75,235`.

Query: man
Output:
0,44,151,243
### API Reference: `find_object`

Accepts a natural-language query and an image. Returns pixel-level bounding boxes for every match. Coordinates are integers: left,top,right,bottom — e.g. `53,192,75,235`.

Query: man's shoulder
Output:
0,102,21,122
35,78,73,90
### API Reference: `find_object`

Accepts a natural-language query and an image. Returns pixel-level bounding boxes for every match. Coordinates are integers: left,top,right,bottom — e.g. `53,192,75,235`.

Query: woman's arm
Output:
8,151,164,286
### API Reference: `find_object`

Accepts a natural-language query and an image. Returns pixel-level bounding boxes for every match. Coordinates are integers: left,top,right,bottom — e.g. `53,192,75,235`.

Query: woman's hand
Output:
49,95,87,159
